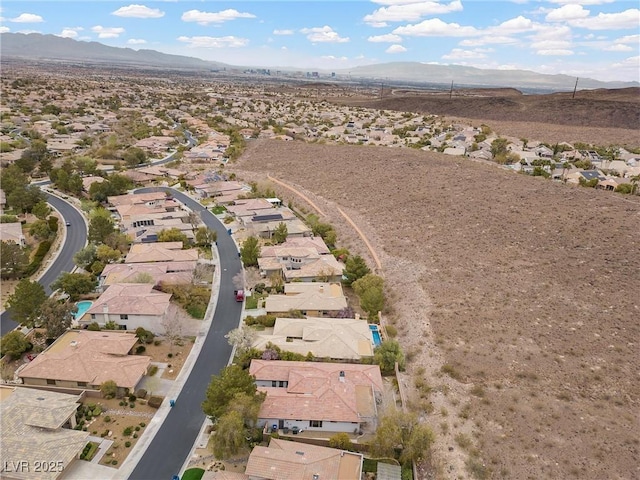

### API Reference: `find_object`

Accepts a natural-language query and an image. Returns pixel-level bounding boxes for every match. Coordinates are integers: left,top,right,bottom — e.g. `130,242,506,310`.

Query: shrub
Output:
111,460,118,465
135,388,147,399
441,364,463,381
92,405,102,416
134,426,141,431
385,325,398,338
154,339,161,346
133,433,138,438
104,416,111,423
148,396,163,408
139,422,146,427
129,403,135,408
87,322,101,331
167,353,173,358
100,380,118,399
125,441,131,448
135,345,146,354
128,394,137,402
123,427,133,436
147,365,158,376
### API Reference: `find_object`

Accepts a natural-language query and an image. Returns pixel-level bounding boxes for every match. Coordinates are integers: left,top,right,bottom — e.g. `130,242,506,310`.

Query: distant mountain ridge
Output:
1,32,637,91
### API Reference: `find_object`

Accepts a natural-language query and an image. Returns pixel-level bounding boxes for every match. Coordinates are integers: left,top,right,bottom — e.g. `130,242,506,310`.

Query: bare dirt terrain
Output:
333,86,640,147
230,134,640,479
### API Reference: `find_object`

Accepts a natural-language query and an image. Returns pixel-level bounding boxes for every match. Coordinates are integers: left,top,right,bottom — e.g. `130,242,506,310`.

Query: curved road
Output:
129,187,243,480
0,193,87,336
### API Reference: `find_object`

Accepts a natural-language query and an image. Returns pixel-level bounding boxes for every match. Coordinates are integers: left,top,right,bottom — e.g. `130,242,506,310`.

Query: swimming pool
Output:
369,324,382,347
75,301,93,320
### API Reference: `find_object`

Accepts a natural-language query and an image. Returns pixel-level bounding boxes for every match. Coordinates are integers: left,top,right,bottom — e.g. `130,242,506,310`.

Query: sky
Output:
0,1,638,83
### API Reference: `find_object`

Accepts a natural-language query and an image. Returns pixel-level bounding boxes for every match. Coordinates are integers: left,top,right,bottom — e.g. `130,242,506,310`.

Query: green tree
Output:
39,298,76,339
329,432,355,451
31,201,51,220
123,147,147,167
157,228,189,244
88,209,115,243
73,243,98,269
353,274,385,318
29,219,52,240
0,241,29,279
211,410,246,459
16,139,48,172
343,255,371,286
373,340,405,374
96,244,121,264
0,164,28,197
104,231,131,252
6,279,47,327
490,137,509,159
227,391,265,428
614,183,634,194
202,365,259,421
195,226,217,247
7,185,45,213
272,222,288,244
369,410,435,465
0,331,31,359
240,236,260,267
100,380,118,399
51,272,97,301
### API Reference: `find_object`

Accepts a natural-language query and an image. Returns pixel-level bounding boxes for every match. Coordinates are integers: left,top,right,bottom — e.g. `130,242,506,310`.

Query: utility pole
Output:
449,80,454,99
572,77,579,99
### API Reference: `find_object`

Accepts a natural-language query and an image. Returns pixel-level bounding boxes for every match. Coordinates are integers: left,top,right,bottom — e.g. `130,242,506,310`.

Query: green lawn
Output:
181,468,205,480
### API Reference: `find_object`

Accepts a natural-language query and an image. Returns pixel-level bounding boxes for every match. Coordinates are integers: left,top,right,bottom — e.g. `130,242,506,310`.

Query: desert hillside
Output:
232,139,640,480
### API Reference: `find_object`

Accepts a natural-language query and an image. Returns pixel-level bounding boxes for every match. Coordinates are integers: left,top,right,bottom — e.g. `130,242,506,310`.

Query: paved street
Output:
127,188,243,480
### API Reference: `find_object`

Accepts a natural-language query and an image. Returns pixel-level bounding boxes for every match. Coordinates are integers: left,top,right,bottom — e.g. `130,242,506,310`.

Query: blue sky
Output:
1,1,638,82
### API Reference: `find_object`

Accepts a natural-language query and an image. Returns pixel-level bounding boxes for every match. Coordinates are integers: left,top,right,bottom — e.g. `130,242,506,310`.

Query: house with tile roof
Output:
0,222,25,247
0,386,89,480
258,244,344,282
252,316,374,361
100,261,195,288
125,241,199,263
80,283,172,333
17,331,150,397
244,438,363,480
249,360,383,434
265,283,348,317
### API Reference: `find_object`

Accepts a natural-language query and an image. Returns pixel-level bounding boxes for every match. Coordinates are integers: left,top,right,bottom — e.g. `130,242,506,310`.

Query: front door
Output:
278,420,284,429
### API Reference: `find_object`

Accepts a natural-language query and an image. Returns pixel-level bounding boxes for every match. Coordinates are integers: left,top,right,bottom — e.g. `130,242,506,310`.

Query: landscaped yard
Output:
142,335,195,381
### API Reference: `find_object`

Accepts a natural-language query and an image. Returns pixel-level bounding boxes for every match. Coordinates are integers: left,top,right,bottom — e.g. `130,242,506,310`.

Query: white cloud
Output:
273,29,294,35
545,4,590,22
10,13,44,23
393,18,479,37
177,35,249,48
364,0,463,26
442,48,488,60
546,0,615,4
300,26,349,43
536,49,574,56
127,38,147,45
459,35,519,47
494,15,536,34
386,44,407,53
368,33,402,43
181,9,256,26
91,26,125,39
568,8,640,30
112,4,165,19
614,34,640,44
321,55,349,61
57,27,84,39
602,43,633,52
0,26,10,33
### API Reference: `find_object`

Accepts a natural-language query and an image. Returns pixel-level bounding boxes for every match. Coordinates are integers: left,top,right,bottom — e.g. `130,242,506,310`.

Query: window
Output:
77,382,87,387
279,381,288,388
120,314,128,320
91,314,96,320
46,379,56,385
272,381,277,387
309,420,323,428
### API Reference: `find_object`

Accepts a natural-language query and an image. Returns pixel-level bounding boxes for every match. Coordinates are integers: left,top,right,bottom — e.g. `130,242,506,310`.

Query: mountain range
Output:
1,32,637,92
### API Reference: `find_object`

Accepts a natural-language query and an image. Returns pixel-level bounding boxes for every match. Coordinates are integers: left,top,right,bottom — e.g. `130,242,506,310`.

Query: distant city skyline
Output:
1,1,638,82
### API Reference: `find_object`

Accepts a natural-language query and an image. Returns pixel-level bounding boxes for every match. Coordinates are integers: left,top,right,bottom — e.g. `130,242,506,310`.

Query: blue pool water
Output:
75,301,93,320
369,324,382,347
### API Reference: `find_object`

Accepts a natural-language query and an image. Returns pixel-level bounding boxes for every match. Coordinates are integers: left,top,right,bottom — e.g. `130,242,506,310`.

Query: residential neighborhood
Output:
0,61,638,480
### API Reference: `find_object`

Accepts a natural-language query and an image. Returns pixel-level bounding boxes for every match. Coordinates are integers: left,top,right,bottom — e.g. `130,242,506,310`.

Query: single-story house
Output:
252,316,374,360
250,360,383,434
17,330,150,397
125,241,199,263
99,261,196,288
245,438,363,480
265,283,348,317
0,386,89,480
0,222,25,247
80,283,172,333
